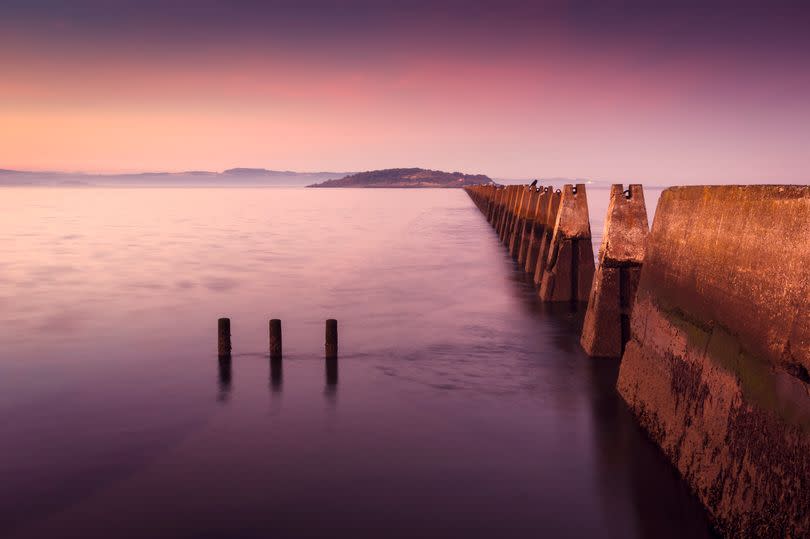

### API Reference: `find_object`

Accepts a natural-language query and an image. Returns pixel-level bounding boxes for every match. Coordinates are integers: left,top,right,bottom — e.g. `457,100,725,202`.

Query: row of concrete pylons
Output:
465,182,649,358
470,183,810,536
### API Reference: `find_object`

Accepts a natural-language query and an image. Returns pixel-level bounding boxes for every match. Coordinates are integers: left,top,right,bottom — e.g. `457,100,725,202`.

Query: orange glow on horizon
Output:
2,21,809,182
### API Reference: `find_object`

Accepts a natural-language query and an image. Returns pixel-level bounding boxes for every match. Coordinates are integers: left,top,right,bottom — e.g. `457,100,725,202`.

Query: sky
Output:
1,0,809,183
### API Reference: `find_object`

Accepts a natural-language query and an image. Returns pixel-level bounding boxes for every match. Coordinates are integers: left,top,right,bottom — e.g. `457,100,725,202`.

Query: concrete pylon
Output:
491,187,502,228
506,186,524,252
491,187,505,225
525,187,551,274
497,186,515,242
485,186,500,223
581,185,649,357
509,186,532,257
532,188,562,285
517,188,540,265
502,185,520,245
538,184,595,302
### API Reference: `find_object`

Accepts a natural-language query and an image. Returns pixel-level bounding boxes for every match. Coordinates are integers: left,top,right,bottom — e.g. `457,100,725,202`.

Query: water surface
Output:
0,187,710,538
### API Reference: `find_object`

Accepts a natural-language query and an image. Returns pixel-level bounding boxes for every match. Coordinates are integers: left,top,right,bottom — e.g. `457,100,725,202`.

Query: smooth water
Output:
0,187,712,538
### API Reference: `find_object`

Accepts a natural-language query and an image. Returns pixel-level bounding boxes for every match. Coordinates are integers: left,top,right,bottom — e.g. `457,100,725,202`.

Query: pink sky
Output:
2,1,809,183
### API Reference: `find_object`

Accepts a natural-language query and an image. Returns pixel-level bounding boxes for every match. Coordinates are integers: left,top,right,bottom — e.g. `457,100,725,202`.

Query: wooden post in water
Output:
325,319,338,360
269,319,282,360
218,317,231,358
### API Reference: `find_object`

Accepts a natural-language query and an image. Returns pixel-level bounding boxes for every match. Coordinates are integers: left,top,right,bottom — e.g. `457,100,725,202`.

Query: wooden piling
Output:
269,319,282,359
218,317,231,357
325,319,338,359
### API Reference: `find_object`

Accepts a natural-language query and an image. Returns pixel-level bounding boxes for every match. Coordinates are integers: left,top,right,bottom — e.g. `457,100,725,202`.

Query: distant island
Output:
1,166,504,188
308,168,493,188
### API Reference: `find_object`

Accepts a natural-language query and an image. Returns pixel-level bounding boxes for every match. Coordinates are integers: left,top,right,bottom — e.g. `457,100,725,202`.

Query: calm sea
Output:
0,186,714,538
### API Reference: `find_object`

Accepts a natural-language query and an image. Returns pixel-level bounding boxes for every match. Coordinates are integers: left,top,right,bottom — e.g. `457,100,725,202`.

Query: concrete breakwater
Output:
466,183,809,537
465,183,595,303
617,185,809,537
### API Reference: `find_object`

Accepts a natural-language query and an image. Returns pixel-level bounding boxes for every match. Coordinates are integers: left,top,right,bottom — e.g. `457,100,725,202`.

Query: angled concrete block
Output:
538,184,595,302
581,184,649,357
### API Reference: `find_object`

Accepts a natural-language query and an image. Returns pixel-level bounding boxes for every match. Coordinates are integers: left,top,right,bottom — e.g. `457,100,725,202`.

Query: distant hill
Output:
309,168,493,188
221,168,340,178
0,168,349,187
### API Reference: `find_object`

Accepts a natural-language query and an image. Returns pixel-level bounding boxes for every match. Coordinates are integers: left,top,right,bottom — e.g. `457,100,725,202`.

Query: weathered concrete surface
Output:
490,187,505,225
617,185,810,537
498,186,517,243
490,187,503,229
517,188,540,265
581,185,649,358
508,186,530,257
524,187,552,274
492,187,505,232
532,189,561,284
483,187,495,222
504,185,521,246
466,184,491,215
538,184,595,302
509,185,534,259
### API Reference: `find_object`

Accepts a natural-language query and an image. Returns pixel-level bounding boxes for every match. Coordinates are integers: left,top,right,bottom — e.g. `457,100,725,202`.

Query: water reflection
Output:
507,261,587,350
502,248,714,536
269,358,283,393
2,187,709,538
585,361,716,537
217,357,232,403
325,359,338,404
